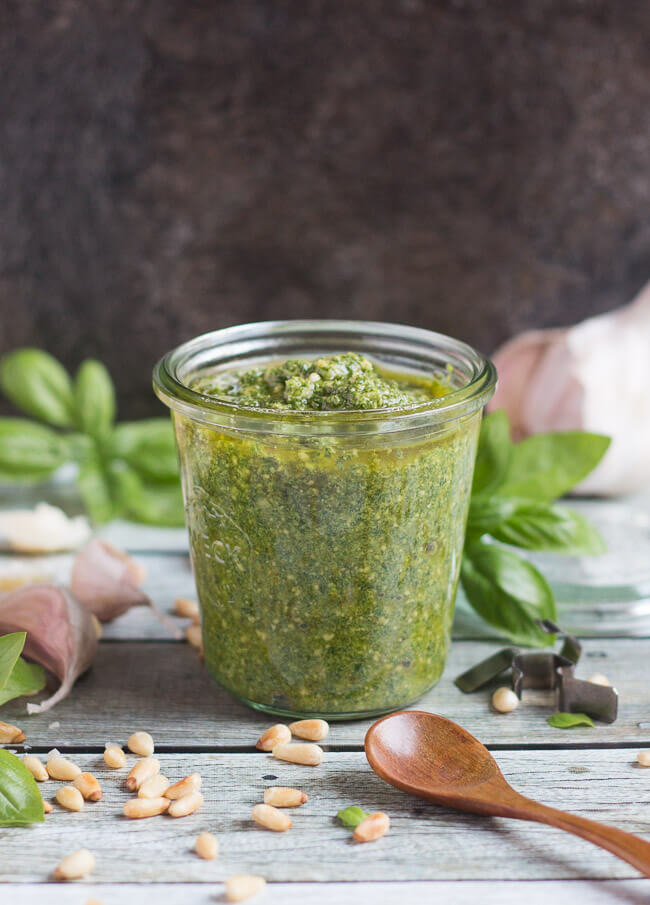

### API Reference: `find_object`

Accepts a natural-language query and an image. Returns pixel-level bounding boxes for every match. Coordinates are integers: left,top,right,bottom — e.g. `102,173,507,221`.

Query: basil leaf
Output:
337,806,371,828
74,359,116,438
0,348,74,427
472,410,513,495
547,712,594,729
111,418,179,482
76,455,116,524
0,656,46,707
0,749,44,825
460,541,556,647
0,633,26,693
110,461,185,526
467,496,521,536
497,432,610,501
0,418,68,478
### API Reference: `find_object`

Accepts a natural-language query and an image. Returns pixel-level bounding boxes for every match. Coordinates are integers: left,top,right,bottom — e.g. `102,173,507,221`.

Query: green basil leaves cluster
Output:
462,411,610,647
0,348,184,525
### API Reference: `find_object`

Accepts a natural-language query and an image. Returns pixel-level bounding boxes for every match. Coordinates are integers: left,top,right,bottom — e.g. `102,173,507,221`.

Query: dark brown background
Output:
1,1,649,417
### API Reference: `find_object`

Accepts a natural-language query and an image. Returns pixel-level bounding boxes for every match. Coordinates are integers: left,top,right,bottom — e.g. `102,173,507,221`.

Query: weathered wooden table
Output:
1,515,649,904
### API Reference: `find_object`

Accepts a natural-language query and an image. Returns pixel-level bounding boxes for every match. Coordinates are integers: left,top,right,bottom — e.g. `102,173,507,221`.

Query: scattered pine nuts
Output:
123,797,170,819
174,597,200,622
0,720,26,743
104,744,126,769
492,687,519,713
165,773,202,800
196,832,219,860
47,755,82,781
263,786,308,808
288,719,329,741
43,799,53,814
53,848,95,880
252,803,292,832
168,790,204,818
138,773,170,799
56,786,84,812
225,875,266,902
23,755,48,782
186,624,203,650
637,750,650,767
272,742,324,766
256,723,291,752
353,812,390,843
587,674,611,687
127,731,155,757
126,757,160,791
73,772,103,802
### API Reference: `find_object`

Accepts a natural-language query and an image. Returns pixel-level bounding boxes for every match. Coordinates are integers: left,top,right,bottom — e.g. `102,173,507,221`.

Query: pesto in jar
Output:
175,352,479,718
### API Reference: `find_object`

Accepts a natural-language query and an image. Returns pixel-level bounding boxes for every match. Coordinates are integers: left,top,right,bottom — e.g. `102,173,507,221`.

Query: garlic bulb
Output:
490,281,650,495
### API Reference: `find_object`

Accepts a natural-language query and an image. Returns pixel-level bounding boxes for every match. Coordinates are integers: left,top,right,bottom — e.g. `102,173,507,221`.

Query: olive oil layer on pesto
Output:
177,353,479,716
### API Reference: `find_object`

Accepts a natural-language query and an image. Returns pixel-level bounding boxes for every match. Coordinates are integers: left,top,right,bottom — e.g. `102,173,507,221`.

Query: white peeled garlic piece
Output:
0,503,90,554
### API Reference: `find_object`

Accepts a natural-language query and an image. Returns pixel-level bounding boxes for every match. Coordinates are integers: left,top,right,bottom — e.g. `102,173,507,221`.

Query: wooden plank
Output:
1,750,650,882
3,881,650,905
2,638,649,749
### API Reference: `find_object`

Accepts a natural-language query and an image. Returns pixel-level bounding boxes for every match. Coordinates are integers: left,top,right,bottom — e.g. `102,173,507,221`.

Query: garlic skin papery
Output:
0,503,91,553
490,281,650,495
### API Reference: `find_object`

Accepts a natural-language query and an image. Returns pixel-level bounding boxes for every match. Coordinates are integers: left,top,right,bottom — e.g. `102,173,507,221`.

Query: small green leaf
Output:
111,418,179,482
0,749,44,826
76,455,116,524
74,359,116,438
547,712,595,729
0,348,74,427
337,806,371,828
0,633,26,693
460,541,557,647
497,432,610,501
0,656,46,707
472,410,513,495
110,461,185,526
0,418,68,478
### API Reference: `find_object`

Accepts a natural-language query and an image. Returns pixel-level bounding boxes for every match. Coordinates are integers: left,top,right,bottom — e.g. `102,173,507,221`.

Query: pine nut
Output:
0,720,26,743
165,773,202,799
174,597,200,622
256,724,291,751
272,742,324,766
638,750,650,767
288,719,329,741
196,832,219,860
186,623,203,650
126,757,160,791
588,673,611,686
252,803,292,831
23,755,48,782
104,744,126,769
53,848,95,880
47,755,82,781
56,786,84,812
73,772,102,801
85,900,105,905
225,875,266,902
492,687,519,713
168,790,204,817
353,811,390,843
263,786,308,808
123,796,170,819
138,773,170,799
127,731,155,756
43,799,53,814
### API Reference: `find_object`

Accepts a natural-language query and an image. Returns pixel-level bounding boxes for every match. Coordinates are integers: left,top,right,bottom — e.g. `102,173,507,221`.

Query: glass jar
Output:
154,321,496,719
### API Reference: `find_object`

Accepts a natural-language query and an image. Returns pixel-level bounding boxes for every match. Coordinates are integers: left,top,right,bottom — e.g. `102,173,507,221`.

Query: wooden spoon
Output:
365,710,650,876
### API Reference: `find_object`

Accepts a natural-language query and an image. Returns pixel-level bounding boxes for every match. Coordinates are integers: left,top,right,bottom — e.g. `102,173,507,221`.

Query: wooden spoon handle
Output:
513,795,650,877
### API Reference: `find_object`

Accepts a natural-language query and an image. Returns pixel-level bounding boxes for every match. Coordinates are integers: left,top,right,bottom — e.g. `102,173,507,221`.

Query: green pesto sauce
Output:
192,352,448,411
177,353,479,717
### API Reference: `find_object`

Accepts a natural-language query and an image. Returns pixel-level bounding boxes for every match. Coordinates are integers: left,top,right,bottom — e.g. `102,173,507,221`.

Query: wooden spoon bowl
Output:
365,711,650,875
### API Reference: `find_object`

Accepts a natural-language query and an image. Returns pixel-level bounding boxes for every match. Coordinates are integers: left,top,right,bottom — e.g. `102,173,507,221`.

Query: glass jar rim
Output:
153,320,497,436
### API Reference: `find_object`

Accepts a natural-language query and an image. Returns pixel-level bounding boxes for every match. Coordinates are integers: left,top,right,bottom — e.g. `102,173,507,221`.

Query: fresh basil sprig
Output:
0,749,45,826
462,411,609,647
0,632,46,707
0,348,184,526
